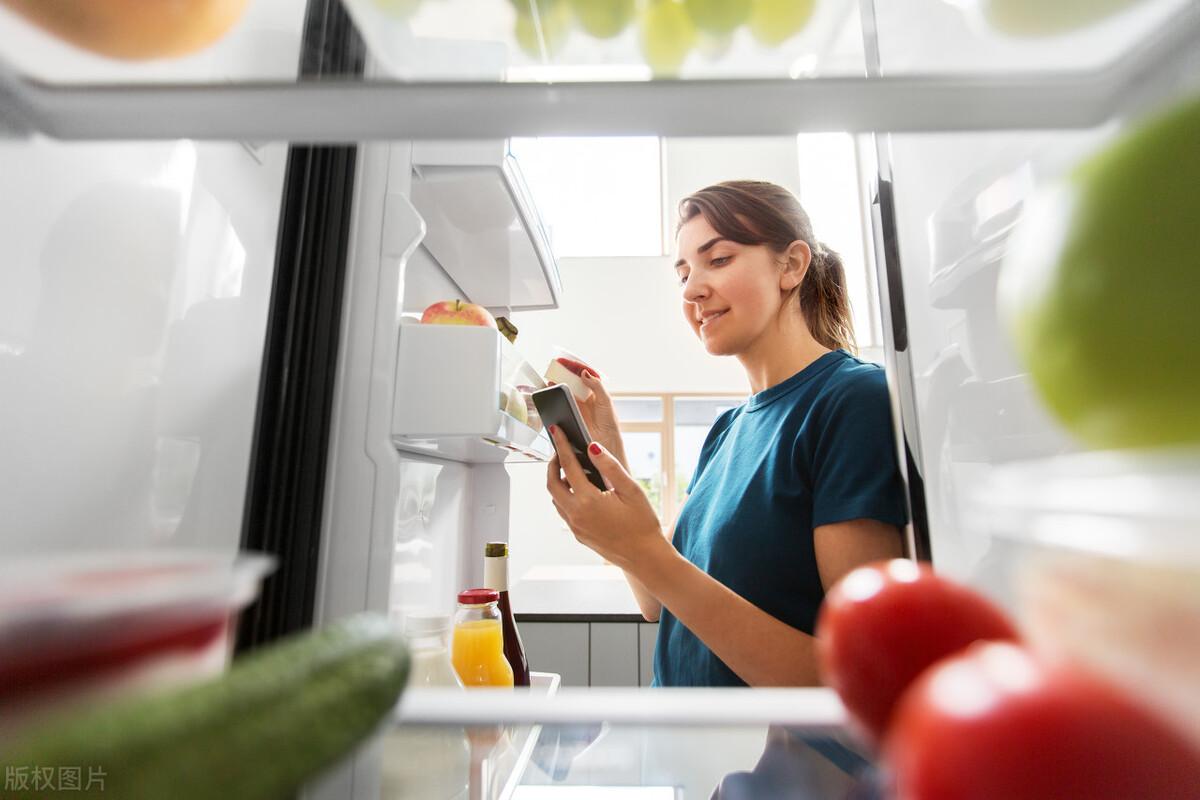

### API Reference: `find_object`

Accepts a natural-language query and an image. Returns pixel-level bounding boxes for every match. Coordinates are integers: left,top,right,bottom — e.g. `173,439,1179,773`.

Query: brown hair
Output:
676,180,856,354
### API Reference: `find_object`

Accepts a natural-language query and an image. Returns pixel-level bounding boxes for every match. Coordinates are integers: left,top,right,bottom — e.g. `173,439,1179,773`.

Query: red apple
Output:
419,300,497,329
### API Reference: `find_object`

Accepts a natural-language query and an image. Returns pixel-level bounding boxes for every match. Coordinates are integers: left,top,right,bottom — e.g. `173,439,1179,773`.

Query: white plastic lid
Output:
970,447,1200,566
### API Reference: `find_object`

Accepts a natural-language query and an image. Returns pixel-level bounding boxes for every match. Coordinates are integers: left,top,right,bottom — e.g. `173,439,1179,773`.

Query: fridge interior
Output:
2,0,1199,797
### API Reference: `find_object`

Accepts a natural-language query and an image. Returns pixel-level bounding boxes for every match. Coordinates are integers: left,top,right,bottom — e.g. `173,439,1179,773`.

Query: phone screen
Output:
531,385,606,491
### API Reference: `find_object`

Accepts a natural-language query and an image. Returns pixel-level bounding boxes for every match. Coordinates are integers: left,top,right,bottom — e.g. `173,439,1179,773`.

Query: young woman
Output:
545,180,908,687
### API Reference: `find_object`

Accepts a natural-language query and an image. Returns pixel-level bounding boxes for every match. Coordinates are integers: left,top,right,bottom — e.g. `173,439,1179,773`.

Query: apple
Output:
569,0,635,39
980,0,1146,37
419,300,498,329
638,0,697,77
683,0,751,34
999,95,1200,450
749,0,816,47
0,0,250,59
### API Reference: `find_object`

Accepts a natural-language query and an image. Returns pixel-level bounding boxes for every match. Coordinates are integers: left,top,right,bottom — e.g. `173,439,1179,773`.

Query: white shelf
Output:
410,140,560,313
1,0,1197,141
391,322,552,464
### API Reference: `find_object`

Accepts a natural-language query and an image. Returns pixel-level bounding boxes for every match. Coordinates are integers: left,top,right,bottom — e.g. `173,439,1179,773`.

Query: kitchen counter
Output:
513,564,645,622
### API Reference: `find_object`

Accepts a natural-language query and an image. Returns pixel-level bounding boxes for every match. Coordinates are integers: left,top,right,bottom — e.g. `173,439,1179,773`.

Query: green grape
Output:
372,0,423,18
983,0,1146,36
696,30,733,61
569,0,636,39
682,0,751,34
639,0,697,77
749,0,816,46
514,0,573,59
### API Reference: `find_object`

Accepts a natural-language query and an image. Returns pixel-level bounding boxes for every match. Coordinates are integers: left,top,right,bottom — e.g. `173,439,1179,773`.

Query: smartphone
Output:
531,384,607,491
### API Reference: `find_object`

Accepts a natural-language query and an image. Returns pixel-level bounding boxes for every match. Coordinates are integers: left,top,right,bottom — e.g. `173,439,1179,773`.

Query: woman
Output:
546,180,908,687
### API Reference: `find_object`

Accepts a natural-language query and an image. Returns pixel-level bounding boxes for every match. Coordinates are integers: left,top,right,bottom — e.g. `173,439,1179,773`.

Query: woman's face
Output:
675,214,794,356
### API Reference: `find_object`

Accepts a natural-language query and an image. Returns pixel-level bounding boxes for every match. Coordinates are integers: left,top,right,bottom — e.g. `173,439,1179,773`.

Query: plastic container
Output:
543,346,596,403
0,549,274,727
451,589,514,688
967,447,1200,749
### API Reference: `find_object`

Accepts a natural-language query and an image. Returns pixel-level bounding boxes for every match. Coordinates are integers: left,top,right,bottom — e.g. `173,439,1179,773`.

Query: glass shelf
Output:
0,0,1196,140
388,686,871,800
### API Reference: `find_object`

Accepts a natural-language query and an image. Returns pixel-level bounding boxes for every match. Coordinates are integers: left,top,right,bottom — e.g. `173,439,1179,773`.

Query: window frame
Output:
613,391,746,530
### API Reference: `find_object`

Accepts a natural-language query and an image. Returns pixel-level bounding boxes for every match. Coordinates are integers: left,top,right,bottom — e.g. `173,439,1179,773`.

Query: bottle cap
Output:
485,542,508,557
457,588,500,605
404,612,451,635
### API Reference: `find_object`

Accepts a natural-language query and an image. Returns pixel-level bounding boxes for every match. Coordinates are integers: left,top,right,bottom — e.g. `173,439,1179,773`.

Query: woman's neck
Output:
737,310,832,395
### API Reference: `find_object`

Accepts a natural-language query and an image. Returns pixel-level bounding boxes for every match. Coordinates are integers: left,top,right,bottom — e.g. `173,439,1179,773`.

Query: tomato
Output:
816,559,1019,744
886,642,1200,800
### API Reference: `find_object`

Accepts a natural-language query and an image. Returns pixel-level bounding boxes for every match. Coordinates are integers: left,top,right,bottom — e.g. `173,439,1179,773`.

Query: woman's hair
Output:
676,180,856,354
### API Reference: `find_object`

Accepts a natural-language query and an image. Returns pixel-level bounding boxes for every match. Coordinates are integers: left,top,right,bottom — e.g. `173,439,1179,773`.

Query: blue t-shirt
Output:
653,350,908,687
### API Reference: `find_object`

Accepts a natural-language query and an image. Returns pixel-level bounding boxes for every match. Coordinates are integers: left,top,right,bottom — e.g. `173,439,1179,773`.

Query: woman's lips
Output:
700,310,727,331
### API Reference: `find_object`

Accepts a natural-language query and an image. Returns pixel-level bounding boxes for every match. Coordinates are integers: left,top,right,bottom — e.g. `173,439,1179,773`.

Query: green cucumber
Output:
1,613,409,800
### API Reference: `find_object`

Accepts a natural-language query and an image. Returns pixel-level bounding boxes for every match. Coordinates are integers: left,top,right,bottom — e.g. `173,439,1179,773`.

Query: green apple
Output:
682,0,751,34
513,0,573,59
982,0,1147,36
999,95,1200,450
639,0,697,77
569,0,635,39
749,0,816,46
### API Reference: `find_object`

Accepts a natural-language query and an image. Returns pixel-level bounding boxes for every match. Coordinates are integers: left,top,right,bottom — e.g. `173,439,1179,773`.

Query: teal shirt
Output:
653,350,908,687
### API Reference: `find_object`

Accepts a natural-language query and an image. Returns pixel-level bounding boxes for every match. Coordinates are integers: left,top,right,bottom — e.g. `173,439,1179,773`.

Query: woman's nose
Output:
682,272,708,303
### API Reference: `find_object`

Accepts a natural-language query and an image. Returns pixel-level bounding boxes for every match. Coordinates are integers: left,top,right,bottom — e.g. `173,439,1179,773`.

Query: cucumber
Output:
1,613,409,800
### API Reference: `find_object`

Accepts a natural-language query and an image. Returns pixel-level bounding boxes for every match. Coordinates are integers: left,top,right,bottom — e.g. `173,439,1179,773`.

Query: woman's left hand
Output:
545,426,667,572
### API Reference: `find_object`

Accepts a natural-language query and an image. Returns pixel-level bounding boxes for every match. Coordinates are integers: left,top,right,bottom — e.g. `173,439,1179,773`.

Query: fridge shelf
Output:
410,140,560,313
0,0,1197,141
391,322,552,464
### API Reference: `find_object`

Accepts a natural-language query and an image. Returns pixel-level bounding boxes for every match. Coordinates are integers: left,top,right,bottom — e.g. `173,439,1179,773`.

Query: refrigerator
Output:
1,0,1197,797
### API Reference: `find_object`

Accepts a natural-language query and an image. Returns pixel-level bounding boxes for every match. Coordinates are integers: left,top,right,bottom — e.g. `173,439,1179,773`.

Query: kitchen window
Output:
614,394,745,529
508,136,664,259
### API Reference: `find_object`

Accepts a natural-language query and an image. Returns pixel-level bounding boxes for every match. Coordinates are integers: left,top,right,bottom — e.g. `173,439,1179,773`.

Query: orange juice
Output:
452,588,517,688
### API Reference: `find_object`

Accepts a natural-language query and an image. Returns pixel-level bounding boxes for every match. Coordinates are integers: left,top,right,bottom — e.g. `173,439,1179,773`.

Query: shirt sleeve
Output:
809,368,909,529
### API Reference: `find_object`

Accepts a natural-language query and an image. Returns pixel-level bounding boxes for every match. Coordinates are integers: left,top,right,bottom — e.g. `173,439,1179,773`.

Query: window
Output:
508,137,664,258
613,393,744,529
796,133,882,348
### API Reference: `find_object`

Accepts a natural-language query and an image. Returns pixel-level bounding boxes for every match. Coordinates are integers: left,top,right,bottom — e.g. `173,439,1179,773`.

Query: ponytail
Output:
801,242,856,354
678,180,857,355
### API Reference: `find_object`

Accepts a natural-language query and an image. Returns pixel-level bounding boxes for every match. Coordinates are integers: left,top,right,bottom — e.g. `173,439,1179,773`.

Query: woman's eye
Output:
677,273,689,286
711,256,731,266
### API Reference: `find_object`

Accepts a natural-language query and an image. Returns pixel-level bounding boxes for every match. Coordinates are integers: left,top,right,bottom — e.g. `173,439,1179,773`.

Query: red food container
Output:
0,550,274,734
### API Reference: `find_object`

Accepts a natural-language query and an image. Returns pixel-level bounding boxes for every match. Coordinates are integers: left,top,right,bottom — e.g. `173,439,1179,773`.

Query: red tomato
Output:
816,559,1018,743
886,642,1200,800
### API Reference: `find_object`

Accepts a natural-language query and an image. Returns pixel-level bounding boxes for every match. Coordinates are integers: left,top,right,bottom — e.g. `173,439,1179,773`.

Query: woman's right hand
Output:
552,368,628,471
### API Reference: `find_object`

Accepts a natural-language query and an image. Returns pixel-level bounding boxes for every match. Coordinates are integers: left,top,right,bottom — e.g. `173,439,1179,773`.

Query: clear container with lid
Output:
451,589,514,688
966,447,1200,750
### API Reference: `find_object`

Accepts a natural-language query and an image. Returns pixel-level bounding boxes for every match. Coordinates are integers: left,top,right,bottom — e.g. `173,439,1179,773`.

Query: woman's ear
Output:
779,240,811,292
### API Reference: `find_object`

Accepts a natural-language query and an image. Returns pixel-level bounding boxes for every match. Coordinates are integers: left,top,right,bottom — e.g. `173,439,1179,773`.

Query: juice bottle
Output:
451,589,514,688
483,542,531,687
